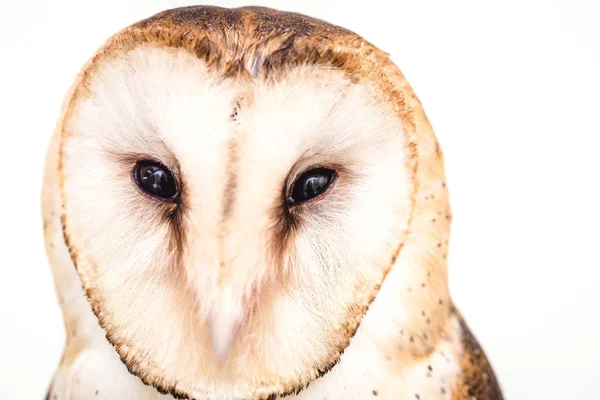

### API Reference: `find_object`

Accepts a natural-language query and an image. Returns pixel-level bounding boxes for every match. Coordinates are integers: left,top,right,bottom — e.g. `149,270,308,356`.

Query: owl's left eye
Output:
288,167,337,206
133,160,179,201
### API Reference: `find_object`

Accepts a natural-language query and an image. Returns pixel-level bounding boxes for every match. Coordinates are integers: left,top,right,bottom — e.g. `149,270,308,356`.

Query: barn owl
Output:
42,5,503,400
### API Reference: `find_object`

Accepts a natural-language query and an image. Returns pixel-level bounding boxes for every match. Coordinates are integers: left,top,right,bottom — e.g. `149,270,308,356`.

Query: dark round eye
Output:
133,160,178,201
288,167,337,206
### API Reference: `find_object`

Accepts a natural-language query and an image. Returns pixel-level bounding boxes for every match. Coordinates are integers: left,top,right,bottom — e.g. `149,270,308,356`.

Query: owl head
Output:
52,6,452,399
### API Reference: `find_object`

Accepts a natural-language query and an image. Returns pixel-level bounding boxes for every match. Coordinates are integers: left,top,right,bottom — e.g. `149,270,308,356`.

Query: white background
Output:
1,0,599,398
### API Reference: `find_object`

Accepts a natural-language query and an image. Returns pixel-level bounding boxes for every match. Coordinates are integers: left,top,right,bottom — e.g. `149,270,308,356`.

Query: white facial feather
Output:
59,44,413,397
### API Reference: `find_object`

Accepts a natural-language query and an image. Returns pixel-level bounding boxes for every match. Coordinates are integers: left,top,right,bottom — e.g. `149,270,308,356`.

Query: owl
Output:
42,6,503,400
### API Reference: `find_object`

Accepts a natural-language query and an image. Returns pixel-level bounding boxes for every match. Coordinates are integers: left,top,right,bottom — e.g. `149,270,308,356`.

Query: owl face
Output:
57,7,419,399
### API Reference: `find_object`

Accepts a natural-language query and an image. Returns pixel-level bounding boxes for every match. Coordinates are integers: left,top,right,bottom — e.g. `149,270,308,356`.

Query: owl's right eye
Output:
133,160,179,202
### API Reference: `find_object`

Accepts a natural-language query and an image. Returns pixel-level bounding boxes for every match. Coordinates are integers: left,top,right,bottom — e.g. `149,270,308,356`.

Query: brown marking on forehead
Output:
134,5,352,48
70,6,415,131
217,134,239,280
221,136,239,223
452,308,504,399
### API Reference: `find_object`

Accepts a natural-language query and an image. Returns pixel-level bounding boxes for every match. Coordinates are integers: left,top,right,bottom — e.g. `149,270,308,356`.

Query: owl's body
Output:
42,6,502,400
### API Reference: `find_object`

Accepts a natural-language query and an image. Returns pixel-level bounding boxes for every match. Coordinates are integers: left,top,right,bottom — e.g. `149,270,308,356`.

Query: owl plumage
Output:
42,6,502,400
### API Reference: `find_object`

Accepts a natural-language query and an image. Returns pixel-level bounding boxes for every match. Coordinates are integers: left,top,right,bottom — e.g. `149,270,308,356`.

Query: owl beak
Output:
208,316,238,364
206,288,244,364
